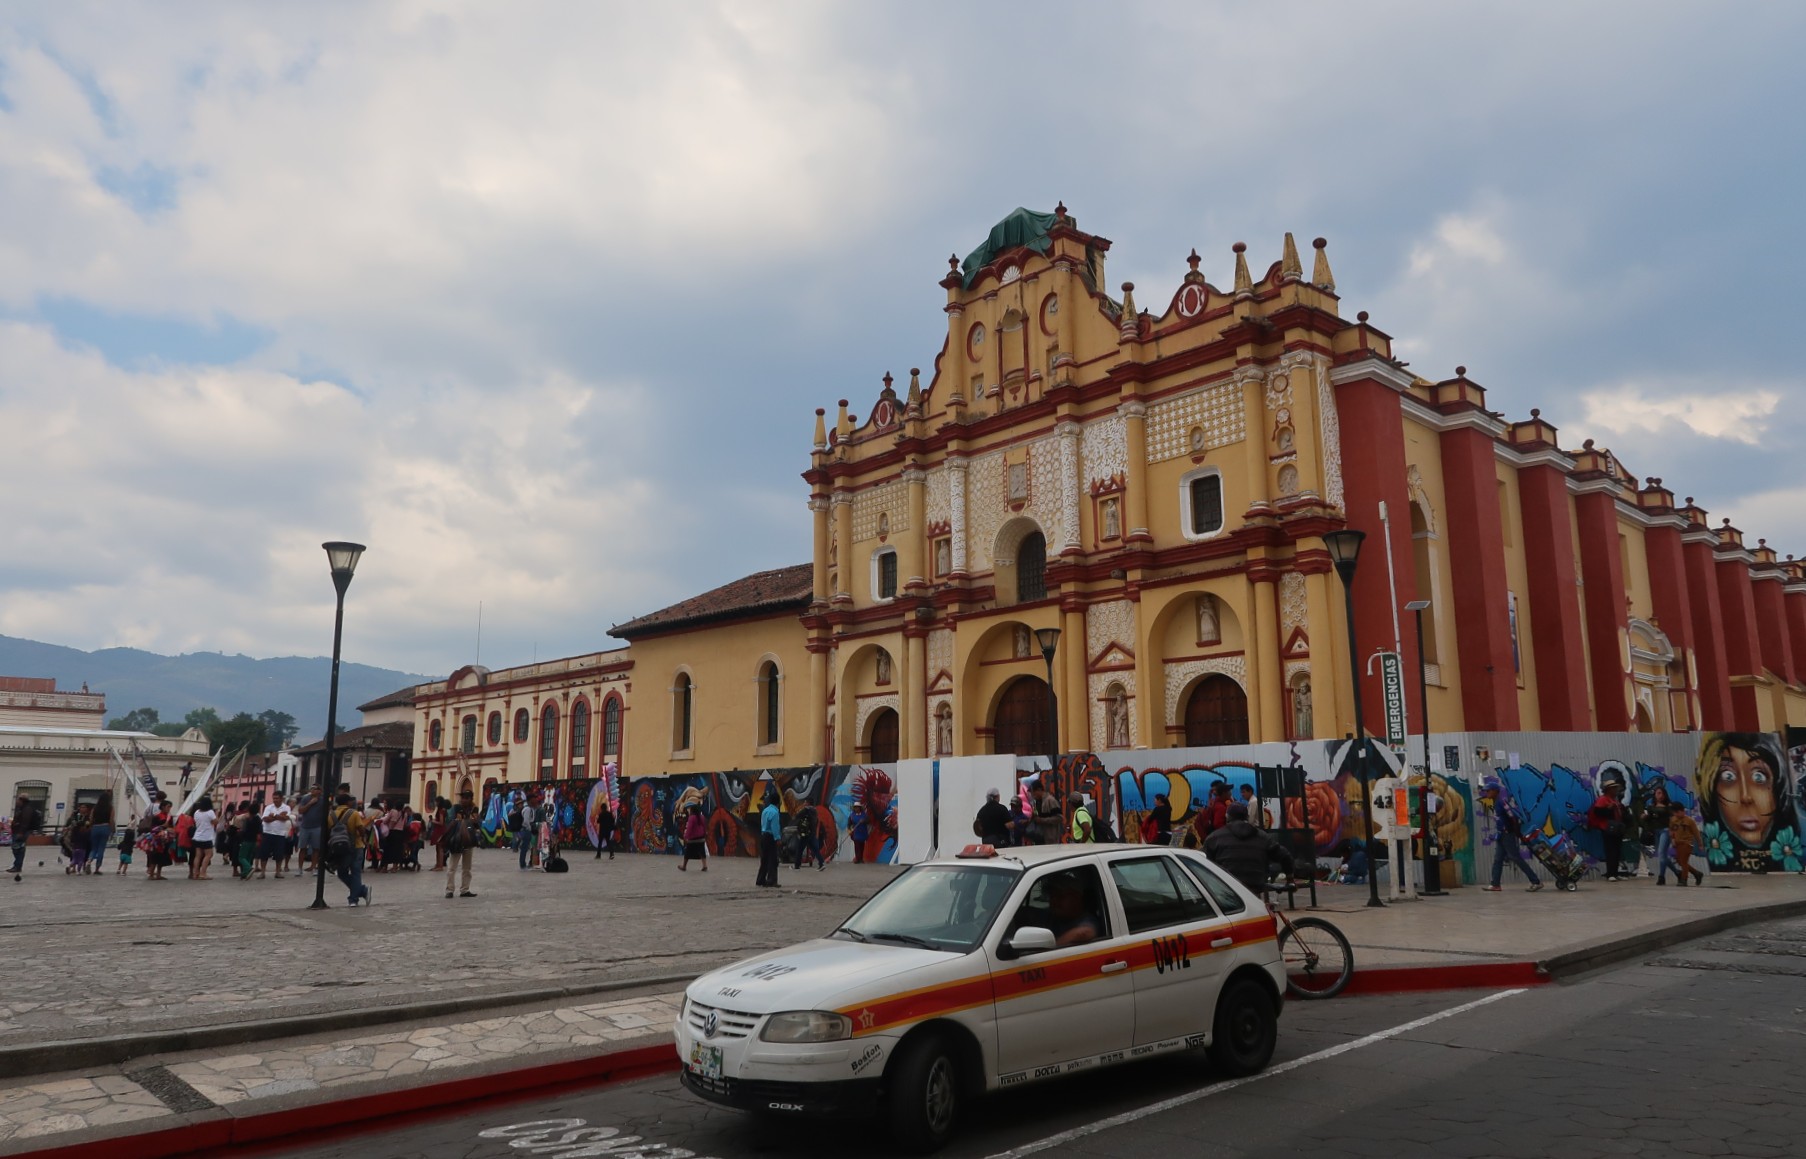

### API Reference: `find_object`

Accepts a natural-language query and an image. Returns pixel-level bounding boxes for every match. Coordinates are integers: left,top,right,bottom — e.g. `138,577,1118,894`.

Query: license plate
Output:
688,1043,723,1080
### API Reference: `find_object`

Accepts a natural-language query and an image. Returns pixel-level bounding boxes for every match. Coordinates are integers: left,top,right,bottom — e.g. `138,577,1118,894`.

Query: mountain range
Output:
0,635,432,745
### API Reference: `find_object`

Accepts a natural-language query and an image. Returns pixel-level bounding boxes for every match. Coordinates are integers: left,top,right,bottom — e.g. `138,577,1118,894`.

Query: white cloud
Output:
1579,383,1782,446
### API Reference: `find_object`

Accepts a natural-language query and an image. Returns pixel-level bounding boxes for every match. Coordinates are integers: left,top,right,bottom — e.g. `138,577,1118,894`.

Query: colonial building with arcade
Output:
404,206,1806,806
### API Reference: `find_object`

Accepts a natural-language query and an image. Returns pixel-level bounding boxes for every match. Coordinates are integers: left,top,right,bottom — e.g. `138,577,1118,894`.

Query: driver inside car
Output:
1043,873,1101,947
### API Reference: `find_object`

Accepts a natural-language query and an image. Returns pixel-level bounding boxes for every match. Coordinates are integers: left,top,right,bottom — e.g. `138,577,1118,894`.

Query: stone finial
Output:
880,371,896,401
813,407,827,449
1186,247,1201,274
1723,517,1732,527
1119,283,1139,340
1312,237,1335,292
1686,497,1695,505
1055,201,1067,219
1530,408,1541,419
1583,438,1595,450
906,368,922,410
1357,310,1369,322
948,253,959,273
1456,365,1468,378
1232,242,1253,296
837,398,850,438
1280,233,1303,281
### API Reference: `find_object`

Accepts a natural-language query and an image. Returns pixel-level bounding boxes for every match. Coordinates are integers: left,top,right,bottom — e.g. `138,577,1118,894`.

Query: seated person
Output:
1044,874,1101,947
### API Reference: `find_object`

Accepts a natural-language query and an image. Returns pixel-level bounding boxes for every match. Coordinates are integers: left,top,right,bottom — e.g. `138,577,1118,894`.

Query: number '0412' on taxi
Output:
672,843,1285,1152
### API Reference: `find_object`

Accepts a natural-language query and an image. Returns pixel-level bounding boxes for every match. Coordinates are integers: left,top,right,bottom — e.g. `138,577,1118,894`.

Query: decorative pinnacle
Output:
1357,310,1369,322
1119,283,1138,340
1187,247,1201,273
1530,408,1541,419
948,253,959,272
1686,497,1695,505
906,369,922,407
1232,242,1252,295
1055,200,1067,218
1723,518,1732,527
1280,232,1303,280
1311,236,1335,292
1456,365,1467,378
882,371,894,393
1583,438,1595,449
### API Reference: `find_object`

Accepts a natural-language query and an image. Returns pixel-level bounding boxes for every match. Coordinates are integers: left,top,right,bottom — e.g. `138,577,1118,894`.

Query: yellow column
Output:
1242,371,1271,510
902,467,927,591
1134,594,1160,747
1122,399,1151,543
1252,575,1284,741
832,491,854,602
1304,568,1346,738
809,647,828,765
1062,605,1087,752
810,496,829,603
904,631,927,759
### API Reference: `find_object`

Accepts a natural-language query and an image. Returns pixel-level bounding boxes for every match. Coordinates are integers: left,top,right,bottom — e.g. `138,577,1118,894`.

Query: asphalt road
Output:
265,915,1806,1159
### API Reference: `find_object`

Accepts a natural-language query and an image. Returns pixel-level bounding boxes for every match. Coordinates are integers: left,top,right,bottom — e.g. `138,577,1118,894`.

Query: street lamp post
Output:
1404,599,1443,897
1324,529,1384,909
1034,627,1062,770
311,541,366,911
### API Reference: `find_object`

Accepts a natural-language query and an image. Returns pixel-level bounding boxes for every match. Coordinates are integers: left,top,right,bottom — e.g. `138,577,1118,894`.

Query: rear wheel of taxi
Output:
887,1033,961,1152
1206,977,1277,1076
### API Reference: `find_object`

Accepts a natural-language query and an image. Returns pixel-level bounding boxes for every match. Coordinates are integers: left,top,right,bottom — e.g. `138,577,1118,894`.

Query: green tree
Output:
209,712,269,756
183,706,223,737
256,709,299,750
149,722,188,738
107,707,161,732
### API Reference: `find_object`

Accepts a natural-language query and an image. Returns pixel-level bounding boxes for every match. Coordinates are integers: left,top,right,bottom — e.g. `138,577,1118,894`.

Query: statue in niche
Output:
1008,461,1028,504
1292,677,1313,740
875,649,892,685
936,707,953,756
1013,625,1032,659
1101,498,1121,541
1196,595,1221,645
935,537,951,577
1107,687,1130,748
878,512,889,539
1276,425,1295,452
1277,464,1300,496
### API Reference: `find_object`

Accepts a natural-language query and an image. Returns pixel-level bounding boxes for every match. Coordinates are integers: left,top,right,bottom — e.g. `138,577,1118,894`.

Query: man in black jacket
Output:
1203,803,1294,895
974,788,1012,846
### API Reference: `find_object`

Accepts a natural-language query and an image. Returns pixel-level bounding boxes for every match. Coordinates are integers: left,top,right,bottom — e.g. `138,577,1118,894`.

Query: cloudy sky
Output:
1,2,1801,677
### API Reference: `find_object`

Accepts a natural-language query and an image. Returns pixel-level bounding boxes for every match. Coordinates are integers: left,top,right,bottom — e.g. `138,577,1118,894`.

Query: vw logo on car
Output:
702,1009,719,1039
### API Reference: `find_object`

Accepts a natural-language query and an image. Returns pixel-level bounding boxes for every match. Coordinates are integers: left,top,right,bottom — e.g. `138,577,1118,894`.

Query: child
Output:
116,824,136,876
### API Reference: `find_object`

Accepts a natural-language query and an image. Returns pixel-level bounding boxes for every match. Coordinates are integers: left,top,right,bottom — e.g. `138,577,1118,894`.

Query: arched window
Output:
569,700,590,774
428,719,443,751
1410,502,1441,666
460,715,477,754
540,702,559,773
487,711,502,746
674,673,693,753
1016,531,1047,602
1184,675,1250,747
602,696,622,757
514,708,530,743
758,661,781,746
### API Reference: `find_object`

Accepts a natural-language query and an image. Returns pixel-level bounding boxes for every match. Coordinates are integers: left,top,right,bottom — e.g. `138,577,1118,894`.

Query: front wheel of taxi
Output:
886,1033,961,1152
1206,977,1277,1077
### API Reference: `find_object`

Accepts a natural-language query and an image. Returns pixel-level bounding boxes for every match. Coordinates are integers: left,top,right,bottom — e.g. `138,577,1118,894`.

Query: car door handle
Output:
1100,961,1128,974
1211,937,1233,949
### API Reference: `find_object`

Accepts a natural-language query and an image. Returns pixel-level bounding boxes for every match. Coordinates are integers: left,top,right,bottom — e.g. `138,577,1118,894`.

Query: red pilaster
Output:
1680,515,1733,730
1751,574,1795,685
1641,520,1695,728
1713,529,1764,731
1332,369,1423,735
1437,424,1519,730
1516,462,1590,729
1574,488,1632,731
1786,581,1806,687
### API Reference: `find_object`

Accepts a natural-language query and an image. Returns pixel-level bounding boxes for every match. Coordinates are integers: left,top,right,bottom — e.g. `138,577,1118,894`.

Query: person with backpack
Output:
1068,793,1094,843
793,805,826,871
444,791,481,898
323,792,373,906
513,796,538,871
9,795,39,881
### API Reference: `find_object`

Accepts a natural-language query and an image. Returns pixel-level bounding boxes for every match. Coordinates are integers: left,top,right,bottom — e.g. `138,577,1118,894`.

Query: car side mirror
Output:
1006,927,1057,957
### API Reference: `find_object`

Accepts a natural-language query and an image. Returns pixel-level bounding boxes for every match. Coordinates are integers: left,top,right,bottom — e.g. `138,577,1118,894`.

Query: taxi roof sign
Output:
955,844,999,859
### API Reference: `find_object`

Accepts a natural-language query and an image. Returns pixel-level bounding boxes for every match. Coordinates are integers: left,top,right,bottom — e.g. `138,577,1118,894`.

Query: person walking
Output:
1030,783,1063,846
9,795,38,881
294,789,324,874
514,796,538,871
87,791,114,876
1068,793,1095,844
1481,786,1543,892
755,792,781,887
191,796,219,880
141,807,175,880
443,791,480,898
678,802,707,871
326,791,373,907
1203,803,1296,895
115,823,136,876
793,805,825,871
593,799,616,860
1668,809,1706,886
1589,781,1629,881
974,788,1011,847
381,799,407,872
1642,783,1677,884
233,802,262,881
427,796,449,871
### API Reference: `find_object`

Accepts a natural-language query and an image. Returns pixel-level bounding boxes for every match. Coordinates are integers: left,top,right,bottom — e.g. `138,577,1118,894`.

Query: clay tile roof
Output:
610,563,814,640
290,720,414,755
355,684,422,713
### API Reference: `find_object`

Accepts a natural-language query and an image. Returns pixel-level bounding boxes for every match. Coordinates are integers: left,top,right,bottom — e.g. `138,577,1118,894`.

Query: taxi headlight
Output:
759,1011,853,1043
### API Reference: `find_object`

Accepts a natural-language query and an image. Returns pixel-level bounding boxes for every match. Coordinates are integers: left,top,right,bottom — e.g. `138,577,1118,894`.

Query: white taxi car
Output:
673,843,1284,1151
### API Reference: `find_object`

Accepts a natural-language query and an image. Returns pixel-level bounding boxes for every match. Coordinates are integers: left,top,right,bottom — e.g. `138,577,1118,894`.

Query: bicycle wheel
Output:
1278,916,1354,999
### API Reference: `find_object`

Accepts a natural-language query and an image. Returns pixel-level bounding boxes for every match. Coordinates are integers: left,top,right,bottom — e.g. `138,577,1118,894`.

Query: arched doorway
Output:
1184,674,1249,747
993,675,1053,757
867,708,899,764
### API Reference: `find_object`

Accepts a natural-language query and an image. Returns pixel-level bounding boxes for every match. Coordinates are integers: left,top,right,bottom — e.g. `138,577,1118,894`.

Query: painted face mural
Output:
1695,732,1795,871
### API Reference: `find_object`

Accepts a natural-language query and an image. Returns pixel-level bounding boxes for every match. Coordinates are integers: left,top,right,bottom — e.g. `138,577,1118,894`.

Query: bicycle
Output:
1262,880,1354,999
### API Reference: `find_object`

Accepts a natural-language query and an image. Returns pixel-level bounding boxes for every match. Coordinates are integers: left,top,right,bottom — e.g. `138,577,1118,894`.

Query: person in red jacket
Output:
1589,780,1629,880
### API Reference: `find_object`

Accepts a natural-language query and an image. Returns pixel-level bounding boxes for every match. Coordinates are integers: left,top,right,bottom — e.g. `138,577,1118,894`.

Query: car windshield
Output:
836,863,1021,953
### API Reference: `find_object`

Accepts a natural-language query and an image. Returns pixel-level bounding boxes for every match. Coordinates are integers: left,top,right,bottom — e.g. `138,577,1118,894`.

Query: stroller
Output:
1526,831,1586,892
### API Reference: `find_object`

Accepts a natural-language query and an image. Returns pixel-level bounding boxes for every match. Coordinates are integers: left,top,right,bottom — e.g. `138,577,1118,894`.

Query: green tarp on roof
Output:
961,207,1057,287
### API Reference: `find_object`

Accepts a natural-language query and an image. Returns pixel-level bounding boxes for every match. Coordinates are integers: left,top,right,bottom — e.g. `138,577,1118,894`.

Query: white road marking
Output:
985,988,1527,1159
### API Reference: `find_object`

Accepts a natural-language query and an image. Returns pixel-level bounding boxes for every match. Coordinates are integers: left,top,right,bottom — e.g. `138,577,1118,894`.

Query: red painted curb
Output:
1340,960,1547,995
6,1044,680,1159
